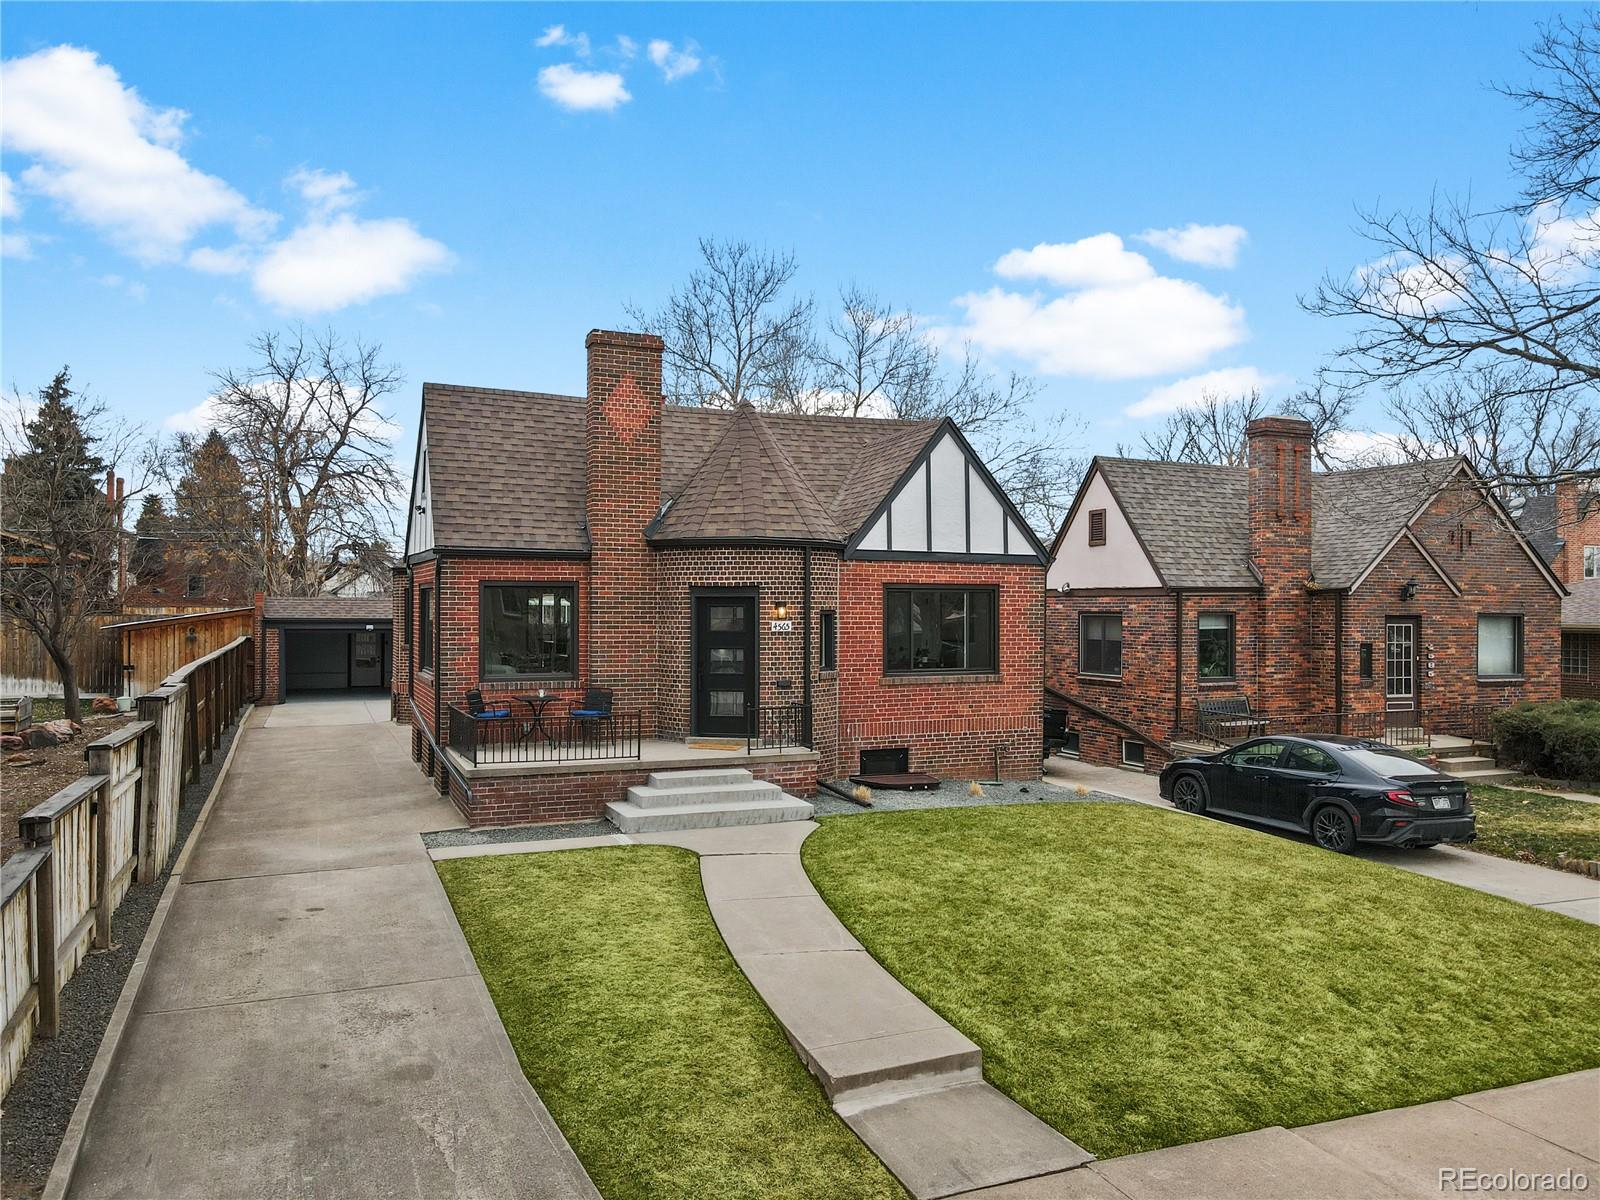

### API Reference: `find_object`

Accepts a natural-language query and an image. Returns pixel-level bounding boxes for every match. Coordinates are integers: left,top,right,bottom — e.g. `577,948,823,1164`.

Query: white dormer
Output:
404,418,434,557
1047,464,1160,589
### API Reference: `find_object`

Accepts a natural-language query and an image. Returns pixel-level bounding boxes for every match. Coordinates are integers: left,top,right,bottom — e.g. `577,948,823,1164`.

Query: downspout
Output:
802,546,813,748
1173,589,1184,735
434,556,443,755
1334,590,1344,734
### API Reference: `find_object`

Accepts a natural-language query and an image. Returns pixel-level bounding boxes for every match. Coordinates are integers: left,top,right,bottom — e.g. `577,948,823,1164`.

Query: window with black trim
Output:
403,587,413,646
1080,612,1123,677
1197,612,1235,679
1562,632,1589,677
481,584,577,680
1359,642,1373,678
883,587,997,673
820,610,837,672
1477,613,1523,678
418,586,434,672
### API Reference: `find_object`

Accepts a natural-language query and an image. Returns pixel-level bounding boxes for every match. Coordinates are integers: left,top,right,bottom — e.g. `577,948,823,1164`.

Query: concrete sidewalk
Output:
60,698,599,1200
1043,756,1600,925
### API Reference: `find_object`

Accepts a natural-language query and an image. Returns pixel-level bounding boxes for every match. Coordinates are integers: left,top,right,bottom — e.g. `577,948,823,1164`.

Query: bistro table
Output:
513,694,560,746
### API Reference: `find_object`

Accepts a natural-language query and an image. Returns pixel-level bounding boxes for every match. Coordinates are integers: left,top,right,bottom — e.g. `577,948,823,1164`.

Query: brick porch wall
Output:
838,559,1043,781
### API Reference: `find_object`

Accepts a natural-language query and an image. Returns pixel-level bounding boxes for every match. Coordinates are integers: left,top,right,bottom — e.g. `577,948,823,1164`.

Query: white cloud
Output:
535,24,591,56
97,272,146,299
647,39,702,82
1136,223,1248,268
1126,366,1285,418
994,234,1155,288
187,243,252,274
0,45,274,262
162,394,219,434
251,211,451,313
1317,428,1409,467
287,166,359,217
1,233,32,259
614,35,638,60
0,172,19,219
538,63,630,111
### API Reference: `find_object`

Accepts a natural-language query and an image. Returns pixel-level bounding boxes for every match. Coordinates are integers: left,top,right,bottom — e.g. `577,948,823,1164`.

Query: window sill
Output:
1078,673,1123,685
1196,678,1240,688
418,669,435,680
480,676,579,686
880,672,1002,685
1477,676,1526,687
818,670,839,680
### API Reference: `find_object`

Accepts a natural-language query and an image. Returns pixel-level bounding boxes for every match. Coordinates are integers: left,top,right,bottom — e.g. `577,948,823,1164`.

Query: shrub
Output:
1491,700,1600,781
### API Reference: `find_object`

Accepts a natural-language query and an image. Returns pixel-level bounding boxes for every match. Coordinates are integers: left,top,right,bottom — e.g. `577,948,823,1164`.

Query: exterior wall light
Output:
773,601,790,619
1400,579,1418,601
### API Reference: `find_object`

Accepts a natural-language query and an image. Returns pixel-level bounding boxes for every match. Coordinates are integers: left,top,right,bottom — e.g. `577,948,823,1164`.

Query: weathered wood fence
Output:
0,636,253,1097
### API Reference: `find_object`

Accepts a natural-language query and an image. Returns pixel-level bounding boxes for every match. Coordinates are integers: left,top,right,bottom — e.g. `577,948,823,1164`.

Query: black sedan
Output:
1158,734,1476,853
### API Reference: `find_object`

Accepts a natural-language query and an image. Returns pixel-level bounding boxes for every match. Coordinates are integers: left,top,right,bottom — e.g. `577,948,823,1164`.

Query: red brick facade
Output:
397,330,1047,824
1047,422,1563,770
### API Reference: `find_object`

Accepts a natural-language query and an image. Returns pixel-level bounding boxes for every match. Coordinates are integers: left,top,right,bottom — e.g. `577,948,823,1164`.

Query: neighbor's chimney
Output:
1554,474,1580,585
585,329,664,733
1246,416,1315,714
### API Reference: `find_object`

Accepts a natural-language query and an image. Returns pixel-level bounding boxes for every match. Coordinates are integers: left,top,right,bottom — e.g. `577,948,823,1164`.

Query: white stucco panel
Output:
928,433,967,551
405,420,435,556
889,462,928,551
1047,468,1160,589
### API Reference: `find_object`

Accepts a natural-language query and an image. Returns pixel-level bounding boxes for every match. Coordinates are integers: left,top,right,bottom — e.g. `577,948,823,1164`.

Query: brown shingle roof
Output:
1310,459,1464,586
263,596,391,622
419,383,939,553
1564,578,1600,629
649,405,847,544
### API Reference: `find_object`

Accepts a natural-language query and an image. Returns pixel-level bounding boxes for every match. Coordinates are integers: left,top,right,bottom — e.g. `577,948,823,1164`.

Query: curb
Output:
41,704,254,1200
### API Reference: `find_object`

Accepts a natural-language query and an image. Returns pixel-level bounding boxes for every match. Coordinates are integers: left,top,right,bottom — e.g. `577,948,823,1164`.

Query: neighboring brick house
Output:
395,329,1047,824
1518,477,1600,699
1045,417,1565,770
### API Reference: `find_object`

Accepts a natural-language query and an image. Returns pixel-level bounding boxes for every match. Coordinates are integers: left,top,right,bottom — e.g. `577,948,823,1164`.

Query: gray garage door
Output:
285,629,351,691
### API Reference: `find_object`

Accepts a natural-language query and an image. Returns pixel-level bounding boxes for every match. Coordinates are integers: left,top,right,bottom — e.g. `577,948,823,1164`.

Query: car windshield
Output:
1342,748,1438,777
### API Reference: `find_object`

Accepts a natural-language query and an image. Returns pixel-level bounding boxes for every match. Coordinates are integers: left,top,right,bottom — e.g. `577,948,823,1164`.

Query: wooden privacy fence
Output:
0,635,253,1098
104,608,255,699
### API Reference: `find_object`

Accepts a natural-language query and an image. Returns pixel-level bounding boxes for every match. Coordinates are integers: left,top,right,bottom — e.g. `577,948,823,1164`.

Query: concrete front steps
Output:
604,768,814,833
1432,744,1519,785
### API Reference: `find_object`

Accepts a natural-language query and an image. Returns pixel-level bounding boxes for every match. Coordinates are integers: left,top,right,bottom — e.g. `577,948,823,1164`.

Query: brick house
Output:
1518,476,1600,699
394,329,1047,824
1045,417,1565,770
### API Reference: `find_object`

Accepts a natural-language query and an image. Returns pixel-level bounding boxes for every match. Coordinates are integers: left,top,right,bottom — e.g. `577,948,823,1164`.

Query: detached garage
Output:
258,596,392,703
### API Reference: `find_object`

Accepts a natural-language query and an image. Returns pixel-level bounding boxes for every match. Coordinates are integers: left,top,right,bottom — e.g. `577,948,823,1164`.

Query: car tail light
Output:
1384,790,1421,808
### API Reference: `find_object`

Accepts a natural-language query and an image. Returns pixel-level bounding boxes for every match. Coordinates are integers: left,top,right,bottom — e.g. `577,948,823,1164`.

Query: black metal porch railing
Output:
447,704,642,766
1191,701,1510,751
747,701,811,753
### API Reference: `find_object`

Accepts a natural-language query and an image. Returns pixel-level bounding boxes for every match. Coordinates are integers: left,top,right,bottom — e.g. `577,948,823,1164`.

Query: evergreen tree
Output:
131,493,171,583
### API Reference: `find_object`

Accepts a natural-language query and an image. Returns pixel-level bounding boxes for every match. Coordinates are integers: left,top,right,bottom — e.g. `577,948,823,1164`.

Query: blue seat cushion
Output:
570,709,608,718
473,709,511,719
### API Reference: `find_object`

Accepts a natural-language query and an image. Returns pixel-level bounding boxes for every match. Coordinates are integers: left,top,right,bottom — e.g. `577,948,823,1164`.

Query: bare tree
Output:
200,329,402,596
1,369,141,720
626,238,814,409
1306,12,1600,490
812,285,934,417
1121,387,1354,469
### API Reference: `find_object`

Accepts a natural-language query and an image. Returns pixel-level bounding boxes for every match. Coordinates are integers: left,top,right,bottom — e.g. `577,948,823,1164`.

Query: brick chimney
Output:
1246,416,1315,713
585,330,664,731
1554,474,1581,584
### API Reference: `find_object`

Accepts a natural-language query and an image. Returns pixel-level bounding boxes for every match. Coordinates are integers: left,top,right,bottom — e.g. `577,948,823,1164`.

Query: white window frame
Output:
1476,613,1524,679
1562,633,1590,677
1121,738,1146,768
1585,545,1599,579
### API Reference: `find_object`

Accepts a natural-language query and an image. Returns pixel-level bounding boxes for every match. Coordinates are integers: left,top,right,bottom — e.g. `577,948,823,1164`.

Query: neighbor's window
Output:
1477,614,1524,678
1586,546,1599,579
481,584,577,679
884,587,997,673
418,586,435,672
820,610,838,672
1121,739,1145,767
1197,612,1235,679
1562,632,1590,677
1079,613,1123,677
1359,642,1374,678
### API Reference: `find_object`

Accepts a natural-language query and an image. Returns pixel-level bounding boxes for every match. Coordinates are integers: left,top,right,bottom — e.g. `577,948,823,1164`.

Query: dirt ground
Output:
2,702,135,865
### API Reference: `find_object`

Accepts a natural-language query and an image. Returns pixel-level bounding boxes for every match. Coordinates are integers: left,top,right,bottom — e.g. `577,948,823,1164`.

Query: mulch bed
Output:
2,707,135,866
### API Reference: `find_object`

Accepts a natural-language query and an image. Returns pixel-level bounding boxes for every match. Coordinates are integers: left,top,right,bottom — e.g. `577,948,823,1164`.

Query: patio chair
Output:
464,689,511,719
569,687,615,729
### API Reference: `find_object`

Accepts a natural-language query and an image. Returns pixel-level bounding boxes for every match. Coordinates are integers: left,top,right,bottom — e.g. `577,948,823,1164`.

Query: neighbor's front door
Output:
1384,618,1421,729
693,595,757,738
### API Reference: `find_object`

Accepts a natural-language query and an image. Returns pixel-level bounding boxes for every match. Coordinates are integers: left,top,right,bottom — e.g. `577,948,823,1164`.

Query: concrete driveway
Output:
1043,756,1600,925
63,696,599,1200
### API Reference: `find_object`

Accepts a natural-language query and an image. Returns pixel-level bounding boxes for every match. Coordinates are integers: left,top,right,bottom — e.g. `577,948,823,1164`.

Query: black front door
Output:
693,595,757,738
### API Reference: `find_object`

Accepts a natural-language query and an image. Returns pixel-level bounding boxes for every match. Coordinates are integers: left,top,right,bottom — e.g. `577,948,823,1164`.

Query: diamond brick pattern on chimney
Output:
585,329,664,734
1247,416,1315,714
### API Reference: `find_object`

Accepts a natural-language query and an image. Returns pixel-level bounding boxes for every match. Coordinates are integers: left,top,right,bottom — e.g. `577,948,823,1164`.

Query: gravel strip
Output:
1,723,241,1200
423,819,617,849
811,777,1135,817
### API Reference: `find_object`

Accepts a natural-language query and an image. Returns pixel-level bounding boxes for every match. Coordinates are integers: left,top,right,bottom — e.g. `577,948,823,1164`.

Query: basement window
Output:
1121,739,1146,768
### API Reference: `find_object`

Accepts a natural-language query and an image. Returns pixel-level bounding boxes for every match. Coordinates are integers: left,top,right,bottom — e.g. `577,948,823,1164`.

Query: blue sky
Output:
0,2,1562,490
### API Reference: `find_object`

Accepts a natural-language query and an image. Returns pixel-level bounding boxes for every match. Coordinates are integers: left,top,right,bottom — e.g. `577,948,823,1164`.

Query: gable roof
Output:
263,596,392,622
1310,458,1465,586
648,404,847,544
415,383,944,555
1514,493,1564,566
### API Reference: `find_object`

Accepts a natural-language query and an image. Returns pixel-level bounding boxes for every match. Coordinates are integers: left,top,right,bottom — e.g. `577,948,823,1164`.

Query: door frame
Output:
1383,616,1422,729
689,587,760,738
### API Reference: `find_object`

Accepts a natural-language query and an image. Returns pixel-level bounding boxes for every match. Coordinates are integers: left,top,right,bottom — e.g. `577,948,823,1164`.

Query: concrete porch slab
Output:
1451,1070,1600,1162
1090,1126,1396,1200
1296,1096,1598,1197
137,862,474,1012
839,1083,1094,1200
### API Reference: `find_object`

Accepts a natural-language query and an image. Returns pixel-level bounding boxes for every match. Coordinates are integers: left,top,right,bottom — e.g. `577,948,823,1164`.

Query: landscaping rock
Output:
1,734,23,751
91,696,120,715
24,727,61,748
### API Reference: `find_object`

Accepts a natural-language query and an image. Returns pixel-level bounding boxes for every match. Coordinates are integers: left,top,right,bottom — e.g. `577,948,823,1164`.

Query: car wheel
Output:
1172,774,1206,814
1311,806,1356,854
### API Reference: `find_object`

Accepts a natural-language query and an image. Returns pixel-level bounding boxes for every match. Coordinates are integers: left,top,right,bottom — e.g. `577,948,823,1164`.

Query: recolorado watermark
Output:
1440,1168,1591,1193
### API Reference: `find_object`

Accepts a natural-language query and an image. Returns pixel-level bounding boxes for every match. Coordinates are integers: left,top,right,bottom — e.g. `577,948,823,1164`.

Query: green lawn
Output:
1506,774,1600,798
1468,784,1600,867
802,803,1600,1160
436,847,904,1200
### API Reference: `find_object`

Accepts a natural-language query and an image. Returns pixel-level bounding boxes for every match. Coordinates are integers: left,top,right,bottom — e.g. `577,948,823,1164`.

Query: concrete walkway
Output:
630,822,1092,1200
62,697,599,1200
1043,756,1600,925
